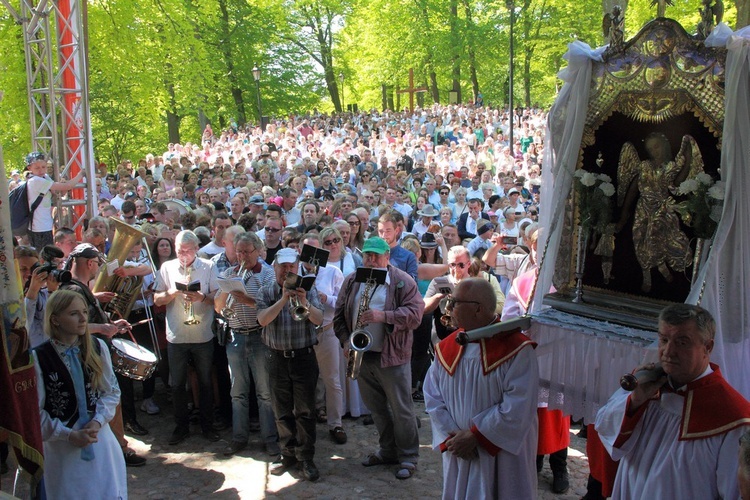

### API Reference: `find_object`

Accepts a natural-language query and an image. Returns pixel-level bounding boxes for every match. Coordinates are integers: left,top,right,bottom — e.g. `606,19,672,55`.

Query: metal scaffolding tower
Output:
1,0,96,232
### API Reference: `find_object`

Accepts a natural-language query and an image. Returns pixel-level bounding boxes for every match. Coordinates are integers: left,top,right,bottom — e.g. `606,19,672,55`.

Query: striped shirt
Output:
257,281,323,350
221,262,275,330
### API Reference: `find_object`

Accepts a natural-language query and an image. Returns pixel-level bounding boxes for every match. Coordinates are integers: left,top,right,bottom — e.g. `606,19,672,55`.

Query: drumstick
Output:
131,318,153,326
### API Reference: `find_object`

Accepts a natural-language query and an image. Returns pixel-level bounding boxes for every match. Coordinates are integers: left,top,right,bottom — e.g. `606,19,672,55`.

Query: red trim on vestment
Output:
677,364,750,440
470,424,501,456
435,326,536,376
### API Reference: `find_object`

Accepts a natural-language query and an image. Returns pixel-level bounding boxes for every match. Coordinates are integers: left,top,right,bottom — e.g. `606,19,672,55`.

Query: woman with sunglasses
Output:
319,227,357,277
345,211,365,252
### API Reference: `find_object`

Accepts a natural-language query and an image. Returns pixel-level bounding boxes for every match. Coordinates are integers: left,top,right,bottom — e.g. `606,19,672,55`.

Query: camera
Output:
31,262,72,284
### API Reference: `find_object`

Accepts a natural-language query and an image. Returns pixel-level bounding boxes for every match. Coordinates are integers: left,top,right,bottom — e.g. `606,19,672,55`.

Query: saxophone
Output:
346,279,375,380
182,264,201,325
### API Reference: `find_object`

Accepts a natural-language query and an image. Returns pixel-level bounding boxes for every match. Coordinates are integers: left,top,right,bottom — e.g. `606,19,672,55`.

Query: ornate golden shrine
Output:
545,16,727,330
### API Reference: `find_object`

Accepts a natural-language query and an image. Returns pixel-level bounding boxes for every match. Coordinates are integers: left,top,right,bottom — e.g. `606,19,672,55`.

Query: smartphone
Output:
501,236,518,245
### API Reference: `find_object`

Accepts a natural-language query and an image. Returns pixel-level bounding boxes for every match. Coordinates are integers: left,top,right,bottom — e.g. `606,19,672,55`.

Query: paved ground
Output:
2,383,592,499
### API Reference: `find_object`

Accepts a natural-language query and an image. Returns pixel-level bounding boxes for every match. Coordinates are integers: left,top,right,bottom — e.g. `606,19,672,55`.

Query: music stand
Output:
354,267,387,285
300,244,330,269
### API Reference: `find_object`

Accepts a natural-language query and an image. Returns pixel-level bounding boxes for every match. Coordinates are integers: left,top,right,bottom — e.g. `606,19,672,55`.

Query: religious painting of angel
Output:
615,133,704,293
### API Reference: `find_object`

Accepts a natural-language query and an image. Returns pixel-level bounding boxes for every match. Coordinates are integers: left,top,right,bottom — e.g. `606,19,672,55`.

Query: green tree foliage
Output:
0,0,738,172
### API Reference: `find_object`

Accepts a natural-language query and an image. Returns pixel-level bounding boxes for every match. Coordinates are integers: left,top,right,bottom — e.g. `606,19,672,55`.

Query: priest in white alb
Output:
596,304,750,499
424,278,539,499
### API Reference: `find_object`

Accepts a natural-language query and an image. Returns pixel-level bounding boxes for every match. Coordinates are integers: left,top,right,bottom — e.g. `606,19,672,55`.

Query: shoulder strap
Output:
27,180,46,214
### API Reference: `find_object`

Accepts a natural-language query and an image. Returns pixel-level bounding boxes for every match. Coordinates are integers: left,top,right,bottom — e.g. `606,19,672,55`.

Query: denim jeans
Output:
168,340,214,431
226,333,277,444
268,348,319,461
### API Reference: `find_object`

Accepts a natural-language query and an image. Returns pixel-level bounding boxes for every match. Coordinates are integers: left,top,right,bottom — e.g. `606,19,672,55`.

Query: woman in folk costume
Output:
33,290,126,499
501,230,571,494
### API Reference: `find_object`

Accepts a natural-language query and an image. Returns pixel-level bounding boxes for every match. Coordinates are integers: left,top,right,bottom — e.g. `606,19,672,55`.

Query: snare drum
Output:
110,338,158,381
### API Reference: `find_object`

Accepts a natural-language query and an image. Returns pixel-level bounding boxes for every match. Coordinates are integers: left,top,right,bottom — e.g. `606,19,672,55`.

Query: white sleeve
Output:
471,345,539,455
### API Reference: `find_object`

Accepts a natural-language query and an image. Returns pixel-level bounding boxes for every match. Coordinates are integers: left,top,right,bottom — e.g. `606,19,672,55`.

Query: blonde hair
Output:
45,290,105,390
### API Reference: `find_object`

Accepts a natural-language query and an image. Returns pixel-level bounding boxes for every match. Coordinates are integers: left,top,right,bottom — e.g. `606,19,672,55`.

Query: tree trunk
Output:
737,0,750,28
165,81,181,144
415,0,440,103
462,0,479,103
218,0,246,125
450,0,461,103
382,84,388,111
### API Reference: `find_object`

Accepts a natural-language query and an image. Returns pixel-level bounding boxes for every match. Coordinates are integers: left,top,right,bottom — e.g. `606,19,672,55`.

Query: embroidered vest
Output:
35,341,99,427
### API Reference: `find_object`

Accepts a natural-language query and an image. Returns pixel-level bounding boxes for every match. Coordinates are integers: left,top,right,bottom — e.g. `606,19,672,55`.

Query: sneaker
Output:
123,450,146,467
411,390,424,402
329,426,347,444
169,426,190,445
140,398,160,415
362,415,374,426
124,420,149,436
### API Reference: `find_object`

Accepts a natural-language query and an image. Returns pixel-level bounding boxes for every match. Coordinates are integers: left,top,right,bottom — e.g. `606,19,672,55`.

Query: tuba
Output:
346,279,376,380
92,217,151,320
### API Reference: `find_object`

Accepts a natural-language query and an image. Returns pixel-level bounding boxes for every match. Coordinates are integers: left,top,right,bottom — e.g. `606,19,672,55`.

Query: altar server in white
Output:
596,304,750,500
424,278,539,499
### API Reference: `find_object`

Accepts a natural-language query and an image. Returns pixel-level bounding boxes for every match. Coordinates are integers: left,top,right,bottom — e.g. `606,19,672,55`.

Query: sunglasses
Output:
323,237,341,246
265,226,281,233
348,220,361,226
445,297,481,308
449,262,468,269
440,191,449,195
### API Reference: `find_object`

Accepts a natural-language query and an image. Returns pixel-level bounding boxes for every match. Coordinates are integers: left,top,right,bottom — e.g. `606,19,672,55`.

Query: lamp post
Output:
252,64,263,129
506,0,515,149
339,72,345,113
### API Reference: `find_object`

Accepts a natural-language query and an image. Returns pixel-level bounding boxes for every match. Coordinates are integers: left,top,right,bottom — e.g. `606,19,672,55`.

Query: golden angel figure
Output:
615,133,704,292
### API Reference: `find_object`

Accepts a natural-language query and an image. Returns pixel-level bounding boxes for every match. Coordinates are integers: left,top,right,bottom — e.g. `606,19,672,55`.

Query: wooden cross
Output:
396,68,428,112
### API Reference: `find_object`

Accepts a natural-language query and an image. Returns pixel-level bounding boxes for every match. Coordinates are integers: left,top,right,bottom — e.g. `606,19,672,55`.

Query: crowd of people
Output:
6,102,750,499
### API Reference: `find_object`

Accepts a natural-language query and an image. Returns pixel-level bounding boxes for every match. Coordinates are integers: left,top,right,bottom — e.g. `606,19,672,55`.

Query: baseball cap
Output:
362,237,390,255
69,243,104,262
275,248,299,264
507,188,520,196
249,195,265,205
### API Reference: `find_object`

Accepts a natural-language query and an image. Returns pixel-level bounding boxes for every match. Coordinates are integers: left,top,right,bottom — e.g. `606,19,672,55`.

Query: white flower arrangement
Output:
672,173,723,239
575,168,615,233
707,181,725,201
599,182,616,197
676,178,700,195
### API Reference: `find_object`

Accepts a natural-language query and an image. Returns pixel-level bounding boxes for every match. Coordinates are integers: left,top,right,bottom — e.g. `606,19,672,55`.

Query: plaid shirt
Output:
257,281,323,350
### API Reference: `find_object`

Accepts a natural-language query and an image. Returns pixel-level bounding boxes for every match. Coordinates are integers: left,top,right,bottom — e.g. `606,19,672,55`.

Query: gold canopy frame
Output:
544,17,727,330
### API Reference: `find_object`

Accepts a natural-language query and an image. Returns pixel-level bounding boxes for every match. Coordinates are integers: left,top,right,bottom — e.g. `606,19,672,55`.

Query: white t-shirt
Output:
27,175,54,232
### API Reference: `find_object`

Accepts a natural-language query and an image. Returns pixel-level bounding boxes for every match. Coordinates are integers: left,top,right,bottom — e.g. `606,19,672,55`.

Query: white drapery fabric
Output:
531,309,652,422
534,41,605,314
687,25,750,399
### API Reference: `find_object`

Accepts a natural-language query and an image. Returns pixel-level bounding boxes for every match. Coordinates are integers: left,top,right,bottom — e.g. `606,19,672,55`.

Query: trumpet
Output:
439,296,455,328
221,263,246,319
290,294,310,321
346,278,376,379
182,264,201,325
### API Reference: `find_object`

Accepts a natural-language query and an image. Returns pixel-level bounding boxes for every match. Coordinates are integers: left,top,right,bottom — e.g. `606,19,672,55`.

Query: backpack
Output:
9,181,45,237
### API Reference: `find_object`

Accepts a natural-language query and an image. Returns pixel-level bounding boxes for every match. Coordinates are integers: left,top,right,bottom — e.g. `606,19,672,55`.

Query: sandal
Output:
361,452,399,467
395,462,417,479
